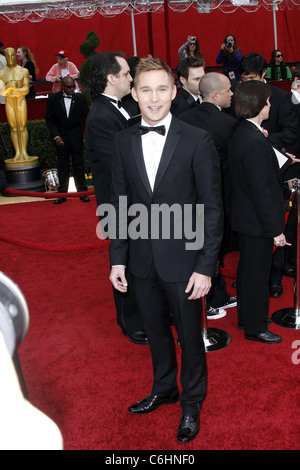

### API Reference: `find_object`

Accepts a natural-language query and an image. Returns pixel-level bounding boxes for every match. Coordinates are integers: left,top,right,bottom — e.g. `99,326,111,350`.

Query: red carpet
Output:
0,197,299,450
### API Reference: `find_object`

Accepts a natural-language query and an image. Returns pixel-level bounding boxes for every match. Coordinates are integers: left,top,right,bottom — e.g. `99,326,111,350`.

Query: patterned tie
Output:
139,125,166,136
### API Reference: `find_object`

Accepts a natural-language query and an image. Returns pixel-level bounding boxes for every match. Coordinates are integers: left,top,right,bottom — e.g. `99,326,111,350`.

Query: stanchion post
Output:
272,179,300,329
202,297,231,352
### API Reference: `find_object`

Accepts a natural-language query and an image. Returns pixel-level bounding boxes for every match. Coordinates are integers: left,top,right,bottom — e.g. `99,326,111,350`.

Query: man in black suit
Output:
239,53,298,298
45,76,90,204
85,51,148,346
171,56,205,116
108,56,223,443
179,72,238,318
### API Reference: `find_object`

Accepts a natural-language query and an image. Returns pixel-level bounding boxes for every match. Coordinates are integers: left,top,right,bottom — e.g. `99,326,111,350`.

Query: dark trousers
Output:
56,145,87,193
237,233,273,335
113,271,144,335
134,262,207,415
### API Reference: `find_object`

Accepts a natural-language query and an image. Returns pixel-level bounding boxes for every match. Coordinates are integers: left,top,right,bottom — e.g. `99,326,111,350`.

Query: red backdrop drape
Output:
0,7,299,78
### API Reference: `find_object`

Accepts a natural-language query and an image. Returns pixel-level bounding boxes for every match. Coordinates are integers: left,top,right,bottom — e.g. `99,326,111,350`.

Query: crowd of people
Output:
0,36,300,445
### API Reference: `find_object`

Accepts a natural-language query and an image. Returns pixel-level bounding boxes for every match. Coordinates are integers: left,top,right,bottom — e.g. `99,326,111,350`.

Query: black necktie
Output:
107,97,123,108
139,125,166,136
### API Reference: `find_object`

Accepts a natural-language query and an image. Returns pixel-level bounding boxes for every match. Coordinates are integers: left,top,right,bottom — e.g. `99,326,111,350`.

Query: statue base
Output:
3,159,45,195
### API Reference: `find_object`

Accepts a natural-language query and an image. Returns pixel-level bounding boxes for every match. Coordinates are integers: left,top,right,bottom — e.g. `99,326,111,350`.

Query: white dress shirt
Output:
63,93,72,117
140,113,172,190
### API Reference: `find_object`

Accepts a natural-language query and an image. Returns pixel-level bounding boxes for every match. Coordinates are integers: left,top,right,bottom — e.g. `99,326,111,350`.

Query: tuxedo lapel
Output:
131,129,153,197
153,118,181,193
58,92,67,116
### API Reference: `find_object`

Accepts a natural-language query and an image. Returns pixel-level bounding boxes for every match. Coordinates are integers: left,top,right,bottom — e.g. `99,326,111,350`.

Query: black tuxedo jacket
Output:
45,90,89,151
85,94,129,206
285,91,300,156
229,120,285,238
170,88,200,117
262,84,298,150
109,116,224,283
179,102,239,214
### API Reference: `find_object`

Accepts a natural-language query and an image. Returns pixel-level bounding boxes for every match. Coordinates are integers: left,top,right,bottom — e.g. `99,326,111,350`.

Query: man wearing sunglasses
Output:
45,76,90,204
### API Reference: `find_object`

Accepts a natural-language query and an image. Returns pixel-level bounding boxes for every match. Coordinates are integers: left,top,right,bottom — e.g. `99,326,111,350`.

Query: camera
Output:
226,42,233,48
190,36,196,41
0,272,29,357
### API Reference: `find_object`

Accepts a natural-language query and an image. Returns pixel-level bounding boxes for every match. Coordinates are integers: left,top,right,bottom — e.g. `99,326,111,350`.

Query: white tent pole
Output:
273,1,278,49
131,4,137,56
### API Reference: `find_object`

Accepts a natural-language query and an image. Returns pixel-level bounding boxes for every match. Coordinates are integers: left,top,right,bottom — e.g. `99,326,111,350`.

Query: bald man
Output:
179,72,239,318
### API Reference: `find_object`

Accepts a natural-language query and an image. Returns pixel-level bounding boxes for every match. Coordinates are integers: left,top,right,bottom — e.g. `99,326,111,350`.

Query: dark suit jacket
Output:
229,120,285,238
85,94,129,206
170,88,200,117
45,90,89,151
285,91,300,156
109,116,224,283
262,84,298,150
179,102,239,215
225,84,298,151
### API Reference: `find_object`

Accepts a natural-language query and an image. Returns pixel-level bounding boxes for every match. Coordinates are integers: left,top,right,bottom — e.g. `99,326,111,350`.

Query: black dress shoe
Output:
54,198,67,204
270,283,283,298
178,414,200,443
245,330,282,343
124,329,149,345
80,196,90,202
128,392,179,414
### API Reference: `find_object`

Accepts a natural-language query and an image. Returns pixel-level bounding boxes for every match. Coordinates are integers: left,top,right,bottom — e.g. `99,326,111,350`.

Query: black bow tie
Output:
107,97,123,108
139,125,166,136
63,94,72,99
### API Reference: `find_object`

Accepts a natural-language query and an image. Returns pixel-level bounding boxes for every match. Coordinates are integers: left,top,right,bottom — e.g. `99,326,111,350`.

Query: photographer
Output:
216,34,242,84
178,35,203,59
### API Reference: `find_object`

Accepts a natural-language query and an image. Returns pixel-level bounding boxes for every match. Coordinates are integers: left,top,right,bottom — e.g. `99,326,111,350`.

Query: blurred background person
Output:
46,50,79,93
171,56,205,116
0,41,6,104
265,50,292,81
229,80,286,344
216,34,242,85
178,35,203,59
45,76,89,204
121,55,140,117
17,46,39,99
0,41,6,69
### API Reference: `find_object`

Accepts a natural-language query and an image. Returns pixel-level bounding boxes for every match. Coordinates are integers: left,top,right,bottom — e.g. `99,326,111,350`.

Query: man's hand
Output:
109,266,128,293
185,273,211,300
54,136,64,146
273,233,286,247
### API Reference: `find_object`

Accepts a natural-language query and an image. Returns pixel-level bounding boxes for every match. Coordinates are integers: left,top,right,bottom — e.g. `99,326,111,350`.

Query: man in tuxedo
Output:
45,76,89,204
109,56,223,443
239,53,299,298
171,56,205,116
85,51,148,346
179,72,238,319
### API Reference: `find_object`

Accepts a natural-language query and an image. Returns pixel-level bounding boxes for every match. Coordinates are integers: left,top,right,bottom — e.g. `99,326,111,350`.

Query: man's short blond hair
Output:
134,55,175,87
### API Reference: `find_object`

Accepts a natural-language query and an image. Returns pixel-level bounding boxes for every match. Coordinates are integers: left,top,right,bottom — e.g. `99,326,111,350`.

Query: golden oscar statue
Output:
0,48,38,168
